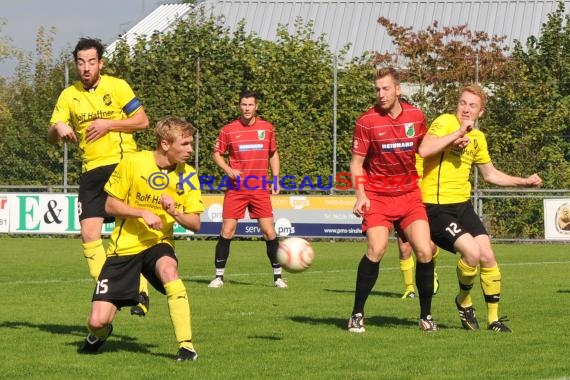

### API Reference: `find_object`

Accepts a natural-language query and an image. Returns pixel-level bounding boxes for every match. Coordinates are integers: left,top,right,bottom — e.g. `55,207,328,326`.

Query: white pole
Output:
332,54,338,194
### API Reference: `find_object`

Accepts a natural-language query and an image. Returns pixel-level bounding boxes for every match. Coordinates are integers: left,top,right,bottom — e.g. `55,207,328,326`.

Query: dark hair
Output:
239,89,258,102
73,38,105,61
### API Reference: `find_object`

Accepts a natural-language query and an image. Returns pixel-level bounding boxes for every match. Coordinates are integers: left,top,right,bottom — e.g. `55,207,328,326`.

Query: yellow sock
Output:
480,265,501,324
165,279,192,344
432,246,440,269
82,239,106,280
399,256,415,292
456,258,477,307
139,275,149,295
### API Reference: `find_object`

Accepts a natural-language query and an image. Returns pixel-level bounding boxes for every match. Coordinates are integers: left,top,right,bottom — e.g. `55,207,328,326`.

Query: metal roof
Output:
106,3,193,56
108,1,570,59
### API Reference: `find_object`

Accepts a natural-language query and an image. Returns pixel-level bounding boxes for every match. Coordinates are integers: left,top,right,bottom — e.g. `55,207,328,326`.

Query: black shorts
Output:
425,201,488,253
92,243,178,309
78,164,117,222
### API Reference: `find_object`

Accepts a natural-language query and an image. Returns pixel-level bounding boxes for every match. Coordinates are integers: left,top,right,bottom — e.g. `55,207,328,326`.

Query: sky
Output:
0,0,168,77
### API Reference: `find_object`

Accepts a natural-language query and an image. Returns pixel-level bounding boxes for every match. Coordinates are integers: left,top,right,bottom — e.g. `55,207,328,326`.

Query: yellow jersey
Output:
104,151,204,256
50,75,143,172
415,154,424,180
420,114,491,204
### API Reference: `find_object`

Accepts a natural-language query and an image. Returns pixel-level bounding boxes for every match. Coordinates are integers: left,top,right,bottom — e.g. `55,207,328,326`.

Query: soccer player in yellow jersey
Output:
80,117,204,361
418,84,542,332
48,38,151,316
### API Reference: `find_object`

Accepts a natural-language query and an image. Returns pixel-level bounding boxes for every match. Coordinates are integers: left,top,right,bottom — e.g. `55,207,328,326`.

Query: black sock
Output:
352,255,380,315
266,238,281,281
416,260,435,319
214,236,232,279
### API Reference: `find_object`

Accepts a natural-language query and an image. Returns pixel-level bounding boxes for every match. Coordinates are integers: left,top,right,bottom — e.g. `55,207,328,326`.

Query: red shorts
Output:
361,189,427,233
222,189,273,219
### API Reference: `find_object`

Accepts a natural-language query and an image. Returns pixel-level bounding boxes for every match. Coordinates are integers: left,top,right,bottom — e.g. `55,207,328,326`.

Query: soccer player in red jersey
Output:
347,68,437,332
207,90,287,289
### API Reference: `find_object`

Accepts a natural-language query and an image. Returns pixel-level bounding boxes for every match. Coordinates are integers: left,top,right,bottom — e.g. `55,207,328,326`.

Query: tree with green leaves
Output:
483,1,570,238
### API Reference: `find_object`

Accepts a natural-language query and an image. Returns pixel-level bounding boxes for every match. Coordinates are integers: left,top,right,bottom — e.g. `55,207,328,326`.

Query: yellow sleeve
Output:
473,131,491,164
182,166,205,214
427,114,458,137
50,89,72,125
104,156,133,201
113,78,141,117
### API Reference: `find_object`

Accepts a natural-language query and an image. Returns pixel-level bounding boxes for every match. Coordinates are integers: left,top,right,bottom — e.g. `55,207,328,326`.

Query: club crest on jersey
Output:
103,94,112,106
257,130,265,140
405,123,415,137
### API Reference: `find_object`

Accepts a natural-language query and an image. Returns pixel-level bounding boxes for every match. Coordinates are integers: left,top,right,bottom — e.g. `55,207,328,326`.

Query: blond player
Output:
419,84,542,332
80,117,204,360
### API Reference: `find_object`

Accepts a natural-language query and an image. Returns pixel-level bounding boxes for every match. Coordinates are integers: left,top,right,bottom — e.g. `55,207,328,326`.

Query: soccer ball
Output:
277,237,314,273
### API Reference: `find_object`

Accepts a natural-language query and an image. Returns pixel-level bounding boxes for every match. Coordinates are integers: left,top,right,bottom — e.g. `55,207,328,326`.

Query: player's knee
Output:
220,227,236,239
459,248,481,266
262,231,276,241
157,261,179,283
87,315,108,331
414,247,433,263
366,247,386,262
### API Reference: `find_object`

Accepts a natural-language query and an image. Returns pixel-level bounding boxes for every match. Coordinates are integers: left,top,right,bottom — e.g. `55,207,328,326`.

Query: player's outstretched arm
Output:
477,162,543,188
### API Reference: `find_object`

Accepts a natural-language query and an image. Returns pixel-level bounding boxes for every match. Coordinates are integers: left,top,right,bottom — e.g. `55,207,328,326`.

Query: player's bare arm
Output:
85,107,149,143
349,154,370,217
269,150,280,195
105,194,163,230
477,162,543,187
212,151,242,179
418,126,470,158
47,122,78,144
159,193,201,232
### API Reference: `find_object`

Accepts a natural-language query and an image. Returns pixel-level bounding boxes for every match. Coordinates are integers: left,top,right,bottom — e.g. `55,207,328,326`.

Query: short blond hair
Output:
155,116,195,145
460,84,487,110
375,67,401,85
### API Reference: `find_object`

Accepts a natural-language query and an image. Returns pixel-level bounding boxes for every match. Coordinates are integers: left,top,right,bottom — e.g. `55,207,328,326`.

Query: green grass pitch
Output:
0,237,568,379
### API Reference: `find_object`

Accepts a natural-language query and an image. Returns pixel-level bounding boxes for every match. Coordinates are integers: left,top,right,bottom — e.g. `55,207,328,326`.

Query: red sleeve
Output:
214,128,228,154
269,125,277,154
351,117,370,157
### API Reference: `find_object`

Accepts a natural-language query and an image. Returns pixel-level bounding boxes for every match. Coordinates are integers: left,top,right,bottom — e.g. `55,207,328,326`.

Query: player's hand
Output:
352,196,370,217
56,123,78,142
525,173,542,187
451,136,470,149
225,168,243,180
86,119,110,142
459,119,475,134
160,194,179,217
271,180,280,195
141,210,163,230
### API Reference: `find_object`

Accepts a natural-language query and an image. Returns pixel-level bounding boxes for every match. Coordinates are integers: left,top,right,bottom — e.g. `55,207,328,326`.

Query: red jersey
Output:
214,117,277,190
351,101,427,195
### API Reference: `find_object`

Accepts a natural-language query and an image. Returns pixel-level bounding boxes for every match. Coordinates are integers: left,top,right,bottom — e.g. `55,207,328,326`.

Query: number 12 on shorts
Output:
445,222,462,237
